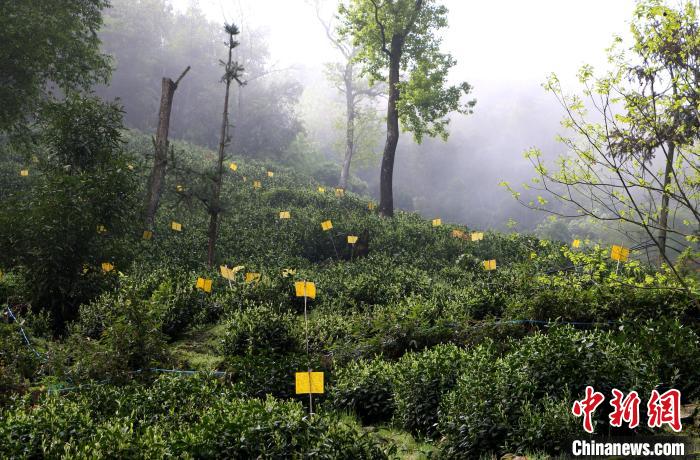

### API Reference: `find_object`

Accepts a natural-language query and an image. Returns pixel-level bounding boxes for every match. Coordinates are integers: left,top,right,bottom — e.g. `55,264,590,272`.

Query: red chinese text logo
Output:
571,387,681,433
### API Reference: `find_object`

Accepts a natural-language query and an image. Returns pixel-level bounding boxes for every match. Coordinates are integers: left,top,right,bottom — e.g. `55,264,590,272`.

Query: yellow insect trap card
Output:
294,281,316,299
483,259,497,271
611,245,630,262
295,371,324,394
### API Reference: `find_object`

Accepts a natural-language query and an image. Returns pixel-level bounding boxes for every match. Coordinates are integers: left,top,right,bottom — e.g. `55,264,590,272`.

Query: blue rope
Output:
5,305,47,361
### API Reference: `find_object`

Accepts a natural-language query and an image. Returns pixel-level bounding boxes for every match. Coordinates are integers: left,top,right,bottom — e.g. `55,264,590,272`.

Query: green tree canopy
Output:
0,0,111,133
339,0,474,216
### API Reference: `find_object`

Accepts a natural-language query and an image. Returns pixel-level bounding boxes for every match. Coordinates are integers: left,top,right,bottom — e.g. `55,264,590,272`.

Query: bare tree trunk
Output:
144,66,190,230
657,140,676,262
207,49,233,267
379,38,403,217
339,66,355,189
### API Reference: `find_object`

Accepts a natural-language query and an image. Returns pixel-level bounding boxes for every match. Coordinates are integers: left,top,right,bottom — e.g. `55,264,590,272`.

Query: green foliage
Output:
0,322,43,403
0,96,139,331
439,327,658,456
330,358,395,425
393,343,473,438
0,375,387,459
0,0,111,133
221,304,300,356
339,0,474,142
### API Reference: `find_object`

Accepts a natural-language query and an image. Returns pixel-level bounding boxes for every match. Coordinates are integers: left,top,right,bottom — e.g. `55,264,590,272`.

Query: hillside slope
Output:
1,134,699,458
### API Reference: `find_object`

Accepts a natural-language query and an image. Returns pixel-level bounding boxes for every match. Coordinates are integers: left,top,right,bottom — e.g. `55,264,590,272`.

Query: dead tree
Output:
144,66,190,230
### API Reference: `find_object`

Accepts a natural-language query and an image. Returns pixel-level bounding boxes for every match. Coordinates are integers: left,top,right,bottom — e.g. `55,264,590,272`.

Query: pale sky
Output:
172,0,637,86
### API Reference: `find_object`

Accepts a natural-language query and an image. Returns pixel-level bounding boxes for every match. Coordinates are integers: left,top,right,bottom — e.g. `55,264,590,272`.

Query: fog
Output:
100,0,638,233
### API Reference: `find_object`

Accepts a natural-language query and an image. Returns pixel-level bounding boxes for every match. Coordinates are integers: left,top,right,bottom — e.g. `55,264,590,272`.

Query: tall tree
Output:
207,23,244,267
505,1,699,288
339,0,474,216
313,1,383,190
144,66,190,231
0,0,111,134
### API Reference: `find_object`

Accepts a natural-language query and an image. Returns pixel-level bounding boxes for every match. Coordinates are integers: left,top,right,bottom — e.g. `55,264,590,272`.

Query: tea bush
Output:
439,326,658,456
329,358,395,425
221,303,300,356
393,343,477,438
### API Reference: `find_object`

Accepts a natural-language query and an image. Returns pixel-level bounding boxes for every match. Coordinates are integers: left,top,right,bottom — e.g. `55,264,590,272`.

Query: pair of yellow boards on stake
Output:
253,180,261,189
220,265,244,280
335,188,344,197
611,245,630,262
295,371,324,394
321,220,333,231
101,262,114,273
171,222,182,232
245,272,261,283
294,281,316,299
483,259,497,271
143,230,153,240
230,162,237,171
267,171,274,177
97,225,107,234
20,169,29,176
196,277,212,293
279,211,291,219
347,235,358,244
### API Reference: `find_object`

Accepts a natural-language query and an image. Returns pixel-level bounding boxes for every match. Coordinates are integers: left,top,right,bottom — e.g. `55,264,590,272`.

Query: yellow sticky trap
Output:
471,232,484,242
253,180,261,189
245,272,261,284
432,218,442,227
20,169,29,177
220,265,233,280
530,252,537,260
282,268,297,278
267,171,274,177
321,220,333,231
335,188,345,197
295,371,324,394
483,259,497,271
171,221,182,232
572,239,581,248
142,230,153,240
611,245,630,262
196,277,212,293
101,262,114,273
368,202,376,210
176,185,185,192
127,164,134,171
318,186,325,193
97,225,107,234
347,235,358,244
451,229,466,239
229,162,238,171
279,211,291,219
295,281,316,299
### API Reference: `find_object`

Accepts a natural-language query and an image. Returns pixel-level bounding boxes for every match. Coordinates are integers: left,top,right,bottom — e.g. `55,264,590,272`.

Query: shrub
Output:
329,358,395,425
221,304,300,356
439,327,658,457
224,352,317,400
393,343,476,438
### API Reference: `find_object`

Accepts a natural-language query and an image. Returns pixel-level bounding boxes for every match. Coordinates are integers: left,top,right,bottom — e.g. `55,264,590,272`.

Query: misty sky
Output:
166,0,640,229
172,0,637,84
